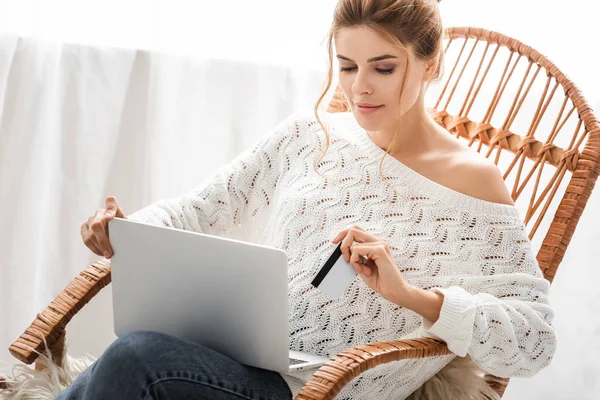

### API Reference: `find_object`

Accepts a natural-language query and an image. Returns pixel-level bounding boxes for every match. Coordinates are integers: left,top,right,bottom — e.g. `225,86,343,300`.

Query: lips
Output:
355,104,383,115
355,103,382,108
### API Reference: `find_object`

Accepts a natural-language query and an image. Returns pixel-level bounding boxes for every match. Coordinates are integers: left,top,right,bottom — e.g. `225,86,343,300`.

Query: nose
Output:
352,70,373,96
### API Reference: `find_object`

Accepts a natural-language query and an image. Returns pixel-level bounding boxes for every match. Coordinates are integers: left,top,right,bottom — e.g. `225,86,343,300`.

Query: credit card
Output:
311,243,358,300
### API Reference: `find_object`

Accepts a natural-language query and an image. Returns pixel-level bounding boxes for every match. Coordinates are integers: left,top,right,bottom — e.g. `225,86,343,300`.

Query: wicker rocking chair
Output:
4,27,600,399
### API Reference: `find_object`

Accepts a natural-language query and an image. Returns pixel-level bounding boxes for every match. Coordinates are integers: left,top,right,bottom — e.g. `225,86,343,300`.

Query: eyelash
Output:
339,67,395,75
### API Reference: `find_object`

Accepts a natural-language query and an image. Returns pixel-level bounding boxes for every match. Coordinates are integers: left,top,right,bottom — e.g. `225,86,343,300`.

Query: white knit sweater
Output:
128,111,556,399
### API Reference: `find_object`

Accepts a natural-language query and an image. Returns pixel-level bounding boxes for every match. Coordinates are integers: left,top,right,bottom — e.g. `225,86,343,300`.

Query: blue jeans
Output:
56,331,293,400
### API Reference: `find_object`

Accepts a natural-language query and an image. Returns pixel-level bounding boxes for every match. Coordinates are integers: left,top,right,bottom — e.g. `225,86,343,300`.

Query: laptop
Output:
108,217,329,373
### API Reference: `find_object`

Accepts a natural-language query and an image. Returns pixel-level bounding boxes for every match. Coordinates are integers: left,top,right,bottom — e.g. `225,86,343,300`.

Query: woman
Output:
61,0,557,399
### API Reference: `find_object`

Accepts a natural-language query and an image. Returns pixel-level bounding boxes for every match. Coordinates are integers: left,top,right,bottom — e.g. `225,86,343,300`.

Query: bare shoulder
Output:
452,147,515,206
429,125,514,205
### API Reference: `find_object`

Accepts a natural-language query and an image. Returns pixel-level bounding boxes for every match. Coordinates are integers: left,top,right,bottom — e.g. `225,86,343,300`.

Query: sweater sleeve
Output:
422,214,557,378
126,112,301,238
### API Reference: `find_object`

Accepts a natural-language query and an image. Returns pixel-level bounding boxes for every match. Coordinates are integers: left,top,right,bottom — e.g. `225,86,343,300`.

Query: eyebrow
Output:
336,54,398,63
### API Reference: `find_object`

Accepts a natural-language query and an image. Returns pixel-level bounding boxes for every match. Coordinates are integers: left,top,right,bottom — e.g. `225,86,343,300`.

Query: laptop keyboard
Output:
289,357,307,366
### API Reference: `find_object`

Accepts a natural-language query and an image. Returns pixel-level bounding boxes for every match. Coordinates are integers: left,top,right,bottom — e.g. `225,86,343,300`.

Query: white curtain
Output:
0,33,329,377
1,1,599,399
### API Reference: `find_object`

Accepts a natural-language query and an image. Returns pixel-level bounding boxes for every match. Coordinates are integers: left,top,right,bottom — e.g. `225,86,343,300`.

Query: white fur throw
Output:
0,348,94,400
0,344,500,400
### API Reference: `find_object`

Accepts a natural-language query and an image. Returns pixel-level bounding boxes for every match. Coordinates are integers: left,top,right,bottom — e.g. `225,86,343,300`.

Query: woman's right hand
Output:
81,196,126,259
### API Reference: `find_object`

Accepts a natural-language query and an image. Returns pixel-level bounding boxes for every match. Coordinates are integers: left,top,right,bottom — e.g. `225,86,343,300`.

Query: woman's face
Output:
334,26,429,131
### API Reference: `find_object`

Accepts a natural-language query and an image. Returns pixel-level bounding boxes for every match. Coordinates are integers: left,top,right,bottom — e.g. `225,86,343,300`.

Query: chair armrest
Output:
295,337,450,400
8,260,112,365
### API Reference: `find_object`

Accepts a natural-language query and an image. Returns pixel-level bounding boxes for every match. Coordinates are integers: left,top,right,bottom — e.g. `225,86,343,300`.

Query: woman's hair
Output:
313,0,445,183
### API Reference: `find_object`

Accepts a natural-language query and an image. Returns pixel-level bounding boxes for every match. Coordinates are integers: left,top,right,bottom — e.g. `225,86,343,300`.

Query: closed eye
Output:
339,66,395,75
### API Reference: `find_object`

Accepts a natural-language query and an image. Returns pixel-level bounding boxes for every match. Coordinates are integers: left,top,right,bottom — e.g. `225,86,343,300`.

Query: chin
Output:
354,119,382,133
352,109,389,131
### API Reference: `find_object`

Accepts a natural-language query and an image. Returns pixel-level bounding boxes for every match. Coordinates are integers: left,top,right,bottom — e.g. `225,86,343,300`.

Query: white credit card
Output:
311,243,358,300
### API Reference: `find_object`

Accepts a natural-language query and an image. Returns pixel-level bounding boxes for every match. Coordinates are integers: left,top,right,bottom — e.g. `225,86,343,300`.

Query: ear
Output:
423,57,438,82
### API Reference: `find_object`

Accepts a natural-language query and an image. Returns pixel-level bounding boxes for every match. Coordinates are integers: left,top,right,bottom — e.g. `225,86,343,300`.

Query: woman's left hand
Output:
332,225,412,306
